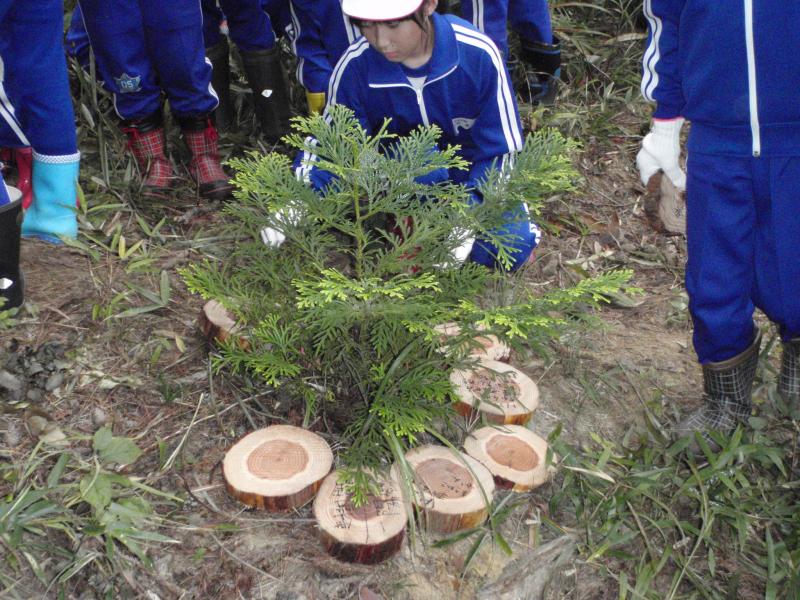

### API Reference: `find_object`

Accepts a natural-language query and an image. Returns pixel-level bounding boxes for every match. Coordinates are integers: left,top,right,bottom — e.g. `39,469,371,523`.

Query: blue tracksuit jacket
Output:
643,0,800,361
0,0,78,157
288,0,360,94
296,13,539,270
461,0,553,57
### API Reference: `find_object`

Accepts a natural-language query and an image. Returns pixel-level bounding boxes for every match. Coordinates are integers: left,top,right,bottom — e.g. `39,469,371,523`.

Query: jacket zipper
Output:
744,0,761,157
369,65,458,130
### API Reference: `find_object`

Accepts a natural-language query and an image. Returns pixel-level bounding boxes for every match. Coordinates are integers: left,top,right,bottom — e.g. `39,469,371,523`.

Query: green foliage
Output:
548,423,800,598
182,106,631,497
0,435,177,596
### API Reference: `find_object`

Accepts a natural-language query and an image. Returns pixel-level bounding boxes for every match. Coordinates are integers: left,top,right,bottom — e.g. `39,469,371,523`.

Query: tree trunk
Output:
224,425,333,511
314,470,407,564
463,425,554,492
451,359,539,425
395,445,495,534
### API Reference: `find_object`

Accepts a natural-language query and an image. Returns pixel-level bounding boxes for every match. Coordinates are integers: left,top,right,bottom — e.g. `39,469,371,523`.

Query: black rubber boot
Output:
240,47,291,143
675,329,762,449
779,338,800,408
518,37,562,106
0,186,24,310
206,38,234,132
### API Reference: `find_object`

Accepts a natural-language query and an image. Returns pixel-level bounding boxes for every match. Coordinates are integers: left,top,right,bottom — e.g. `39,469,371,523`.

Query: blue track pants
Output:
0,0,78,155
686,151,800,363
461,0,553,56
201,0,276,52
78,0,217,121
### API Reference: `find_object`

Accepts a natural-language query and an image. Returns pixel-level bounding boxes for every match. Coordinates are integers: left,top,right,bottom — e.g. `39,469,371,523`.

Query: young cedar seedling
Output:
182,106,632,502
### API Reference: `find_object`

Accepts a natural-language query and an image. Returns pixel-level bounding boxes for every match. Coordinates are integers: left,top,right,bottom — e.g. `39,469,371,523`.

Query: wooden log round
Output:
463,425,554,492
435,322,511,362
199,299,249,349
223,425,333,511
395,445,495,534
451,359,539,425
313,470,407,565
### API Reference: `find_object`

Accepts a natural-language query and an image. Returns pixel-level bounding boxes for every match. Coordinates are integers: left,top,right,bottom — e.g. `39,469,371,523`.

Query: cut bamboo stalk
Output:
223,425,333,511
463,425,554,492
199,299,249,349
435,322,511,362
451,359,539,425
314,470,406,564
395,445,495,534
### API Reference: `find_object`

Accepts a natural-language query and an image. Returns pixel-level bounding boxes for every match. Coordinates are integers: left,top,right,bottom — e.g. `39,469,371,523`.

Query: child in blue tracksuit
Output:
201,0,291,139
288,0,361,114
77,0,232,200
637,1,800,439
0,0,80,249
460,0,560,104
275,0,539,271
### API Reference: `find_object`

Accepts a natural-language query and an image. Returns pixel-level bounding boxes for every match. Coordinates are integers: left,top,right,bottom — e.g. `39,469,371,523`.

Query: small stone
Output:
45,372,64,392
0,369,22,392
92,408,108,428
26,388,44,403
27,361,44,376
3,421,22,446
26,415,48,436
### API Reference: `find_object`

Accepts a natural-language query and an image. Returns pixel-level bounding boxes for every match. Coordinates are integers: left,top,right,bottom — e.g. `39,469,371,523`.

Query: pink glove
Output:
636,118,686,190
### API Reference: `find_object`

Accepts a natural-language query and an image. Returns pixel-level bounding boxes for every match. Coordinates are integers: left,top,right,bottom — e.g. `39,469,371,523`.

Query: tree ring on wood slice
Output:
199,299,249,350
313,470,406,565
463,425,555,492
223,425,333,511
451,358,539,425
434,322,510,362
393,445,495,534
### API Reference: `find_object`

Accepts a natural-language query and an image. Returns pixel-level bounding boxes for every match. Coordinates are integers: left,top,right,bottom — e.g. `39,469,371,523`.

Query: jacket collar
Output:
366,13,460,87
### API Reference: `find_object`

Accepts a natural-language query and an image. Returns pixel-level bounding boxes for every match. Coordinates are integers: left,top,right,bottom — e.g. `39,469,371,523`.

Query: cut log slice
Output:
223,425,333,511
395,445,495,534
435,322,511,362
463,425,554,492
199,299,249,349
451,359,539,425
314,470,407,565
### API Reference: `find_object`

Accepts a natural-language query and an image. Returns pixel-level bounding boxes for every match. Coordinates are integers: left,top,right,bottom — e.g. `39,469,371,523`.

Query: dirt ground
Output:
0,122,726,600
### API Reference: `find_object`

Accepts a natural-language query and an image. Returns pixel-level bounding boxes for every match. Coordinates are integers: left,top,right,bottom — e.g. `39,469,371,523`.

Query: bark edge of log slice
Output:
313,470,407,565
394,445,495,534
199,299,249,349
451,359,539,425
463,425,554,492
223,425,333,511
434,322,511,362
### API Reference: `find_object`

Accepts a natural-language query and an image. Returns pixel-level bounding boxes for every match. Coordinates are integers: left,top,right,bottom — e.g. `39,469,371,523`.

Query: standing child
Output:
0,0,81,244
637,1,800,437
461,0,560,104
202,0,291,139
288,0,361,114
270,0,540,271
78,0,233,201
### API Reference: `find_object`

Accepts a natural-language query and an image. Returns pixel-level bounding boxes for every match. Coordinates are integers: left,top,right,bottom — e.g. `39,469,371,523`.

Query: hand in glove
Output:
434,227,474,269
259,208,303,248
636,117,686,190
451,228,475,263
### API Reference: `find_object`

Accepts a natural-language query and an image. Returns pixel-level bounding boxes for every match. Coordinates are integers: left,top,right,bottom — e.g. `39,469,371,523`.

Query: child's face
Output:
359,19,430,66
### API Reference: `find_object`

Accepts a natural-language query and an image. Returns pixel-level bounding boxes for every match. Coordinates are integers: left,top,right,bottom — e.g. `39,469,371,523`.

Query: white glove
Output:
636,118,686,190
452,229,475,263
259,208,303,248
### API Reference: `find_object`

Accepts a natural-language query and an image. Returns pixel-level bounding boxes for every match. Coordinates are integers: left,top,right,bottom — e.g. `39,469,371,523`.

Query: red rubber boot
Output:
179,115,233,201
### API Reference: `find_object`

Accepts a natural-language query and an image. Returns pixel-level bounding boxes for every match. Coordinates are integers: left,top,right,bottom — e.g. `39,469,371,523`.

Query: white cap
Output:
342,0,425,21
